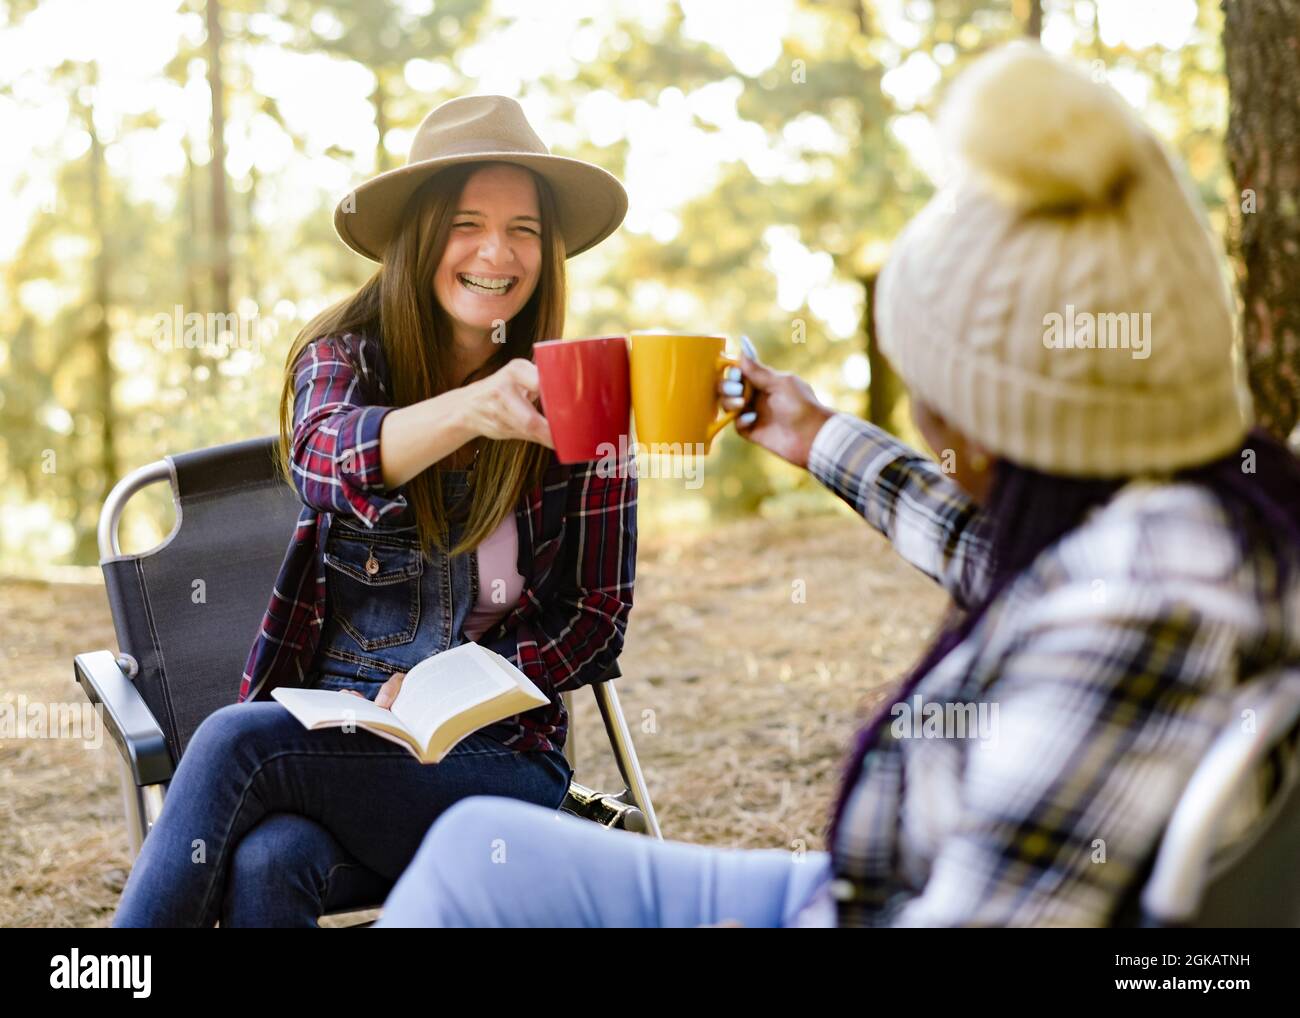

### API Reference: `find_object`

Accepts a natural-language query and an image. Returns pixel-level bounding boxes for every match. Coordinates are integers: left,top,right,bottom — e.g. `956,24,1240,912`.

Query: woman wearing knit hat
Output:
371,43,1300,928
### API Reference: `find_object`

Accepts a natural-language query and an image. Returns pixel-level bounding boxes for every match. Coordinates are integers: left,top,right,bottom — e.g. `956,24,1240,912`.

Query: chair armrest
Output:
1140,670,1300,923
74,650,173,786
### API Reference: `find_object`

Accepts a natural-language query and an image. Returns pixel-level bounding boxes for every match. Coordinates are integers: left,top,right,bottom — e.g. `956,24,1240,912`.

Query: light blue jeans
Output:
376,796,835,927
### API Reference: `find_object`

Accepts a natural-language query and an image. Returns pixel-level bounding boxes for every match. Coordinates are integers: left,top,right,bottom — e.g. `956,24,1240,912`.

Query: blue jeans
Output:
111,703,572,927
375,796,835,927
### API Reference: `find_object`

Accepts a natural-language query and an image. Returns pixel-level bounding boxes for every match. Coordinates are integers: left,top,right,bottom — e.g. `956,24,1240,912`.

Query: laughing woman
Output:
112,96,636,927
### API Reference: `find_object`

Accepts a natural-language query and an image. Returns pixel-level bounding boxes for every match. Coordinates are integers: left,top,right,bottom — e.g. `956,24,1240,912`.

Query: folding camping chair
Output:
1107,666,1300,927
74,435,661,927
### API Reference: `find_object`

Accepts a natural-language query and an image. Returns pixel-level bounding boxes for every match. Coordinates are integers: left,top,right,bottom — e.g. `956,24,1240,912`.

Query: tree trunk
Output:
1224,0,1300,442
84,78,118,563
183,132,204,372
373,71,391,174
1017,0,1043,38
862,272,904,431
206,0,232,319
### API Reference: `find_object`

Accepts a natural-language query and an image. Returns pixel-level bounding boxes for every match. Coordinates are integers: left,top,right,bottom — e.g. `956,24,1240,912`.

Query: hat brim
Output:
334,152,628,262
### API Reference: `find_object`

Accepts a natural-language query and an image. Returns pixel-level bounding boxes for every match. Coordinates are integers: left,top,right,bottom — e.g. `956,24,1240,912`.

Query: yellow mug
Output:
629,333,752,453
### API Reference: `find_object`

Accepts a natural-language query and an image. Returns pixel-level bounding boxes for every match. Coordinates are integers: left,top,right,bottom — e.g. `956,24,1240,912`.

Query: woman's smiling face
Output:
433,162,543,339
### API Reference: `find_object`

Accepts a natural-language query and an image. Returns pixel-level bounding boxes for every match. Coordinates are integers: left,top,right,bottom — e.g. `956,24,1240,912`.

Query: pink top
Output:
463,511,526,640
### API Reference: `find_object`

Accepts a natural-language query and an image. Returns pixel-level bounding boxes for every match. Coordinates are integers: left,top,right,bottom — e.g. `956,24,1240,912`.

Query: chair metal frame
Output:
1138,668,1300,926
76,442,661,925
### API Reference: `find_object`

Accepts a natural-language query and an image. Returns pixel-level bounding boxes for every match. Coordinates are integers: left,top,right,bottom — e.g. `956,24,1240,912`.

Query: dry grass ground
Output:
0,512,947,927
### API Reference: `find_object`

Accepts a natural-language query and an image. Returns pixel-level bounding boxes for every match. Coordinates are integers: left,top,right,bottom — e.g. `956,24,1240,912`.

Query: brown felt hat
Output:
333,94,628,262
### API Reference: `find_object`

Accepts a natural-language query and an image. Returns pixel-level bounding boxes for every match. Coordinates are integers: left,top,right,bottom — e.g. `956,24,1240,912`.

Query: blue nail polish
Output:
738,412,757,427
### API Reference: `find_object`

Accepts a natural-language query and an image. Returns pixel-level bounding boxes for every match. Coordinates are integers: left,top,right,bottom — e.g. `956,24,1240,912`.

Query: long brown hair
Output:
275,161,566,556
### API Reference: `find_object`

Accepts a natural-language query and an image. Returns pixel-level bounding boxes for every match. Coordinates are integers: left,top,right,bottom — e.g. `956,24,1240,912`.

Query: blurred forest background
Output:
2,0,1298,577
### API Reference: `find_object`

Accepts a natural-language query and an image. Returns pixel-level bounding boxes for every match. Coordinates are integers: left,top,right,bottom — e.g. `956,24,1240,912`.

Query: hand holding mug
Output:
720,337,834,469
456,359,554,448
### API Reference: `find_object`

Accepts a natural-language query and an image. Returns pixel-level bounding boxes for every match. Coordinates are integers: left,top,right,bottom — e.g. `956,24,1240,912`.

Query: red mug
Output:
533,336,631,464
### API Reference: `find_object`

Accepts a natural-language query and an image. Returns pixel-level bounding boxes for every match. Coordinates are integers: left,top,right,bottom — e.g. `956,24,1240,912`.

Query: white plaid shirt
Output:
796,412,1299,927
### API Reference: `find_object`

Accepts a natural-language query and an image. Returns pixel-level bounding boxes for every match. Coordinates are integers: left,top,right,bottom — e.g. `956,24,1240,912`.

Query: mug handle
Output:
707,353,754,443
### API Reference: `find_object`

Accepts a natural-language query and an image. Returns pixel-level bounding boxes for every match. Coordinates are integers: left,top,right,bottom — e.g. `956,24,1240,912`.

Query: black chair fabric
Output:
101,436,303,762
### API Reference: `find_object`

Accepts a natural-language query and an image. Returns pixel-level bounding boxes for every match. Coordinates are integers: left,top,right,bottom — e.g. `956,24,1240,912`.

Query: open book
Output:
271,642,548,763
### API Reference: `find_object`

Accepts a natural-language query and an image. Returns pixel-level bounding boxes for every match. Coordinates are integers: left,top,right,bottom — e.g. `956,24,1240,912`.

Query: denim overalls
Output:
312,470,483,695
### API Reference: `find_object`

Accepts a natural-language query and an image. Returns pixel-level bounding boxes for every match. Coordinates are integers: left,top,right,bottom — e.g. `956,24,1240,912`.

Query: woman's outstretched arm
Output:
730,349,993,611
806,412,993,610
288,333,552,529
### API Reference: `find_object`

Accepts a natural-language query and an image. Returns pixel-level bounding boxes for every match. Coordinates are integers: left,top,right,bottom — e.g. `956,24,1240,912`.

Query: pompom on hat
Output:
874,42,1253,477
334,94,628,262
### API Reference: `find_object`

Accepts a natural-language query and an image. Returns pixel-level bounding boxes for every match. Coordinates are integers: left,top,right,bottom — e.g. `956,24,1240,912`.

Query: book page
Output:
271,687,413,736
392,645,517,747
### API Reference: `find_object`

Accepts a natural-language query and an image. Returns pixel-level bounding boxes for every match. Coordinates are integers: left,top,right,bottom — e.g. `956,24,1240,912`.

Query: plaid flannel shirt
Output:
238,331,637,755
803,412,1299,927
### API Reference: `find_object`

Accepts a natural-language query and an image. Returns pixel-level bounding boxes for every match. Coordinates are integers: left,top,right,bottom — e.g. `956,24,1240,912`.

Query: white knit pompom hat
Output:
875,41,1253,477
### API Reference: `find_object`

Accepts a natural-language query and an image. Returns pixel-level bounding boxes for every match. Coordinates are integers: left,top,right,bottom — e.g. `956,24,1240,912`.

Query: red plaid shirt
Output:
237,331,637,754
